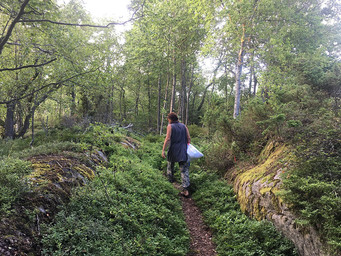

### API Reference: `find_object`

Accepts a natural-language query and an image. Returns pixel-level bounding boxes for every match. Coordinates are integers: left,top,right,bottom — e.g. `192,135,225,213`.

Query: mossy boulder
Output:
0,150,107,256
229,142,328,256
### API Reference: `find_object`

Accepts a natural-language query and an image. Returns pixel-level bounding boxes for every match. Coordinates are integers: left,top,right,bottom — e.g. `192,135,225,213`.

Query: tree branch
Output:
0,0,30,55
0,58,57,72
0,69,98,105
18,0,146,28
197,82,214,112
19,18,139,28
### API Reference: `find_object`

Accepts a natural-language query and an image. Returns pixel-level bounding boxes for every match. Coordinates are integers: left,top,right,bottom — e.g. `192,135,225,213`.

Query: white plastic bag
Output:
187,144,204,160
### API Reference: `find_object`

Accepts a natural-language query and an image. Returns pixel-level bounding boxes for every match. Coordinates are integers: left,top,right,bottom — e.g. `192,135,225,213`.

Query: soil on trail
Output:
174,183,217,256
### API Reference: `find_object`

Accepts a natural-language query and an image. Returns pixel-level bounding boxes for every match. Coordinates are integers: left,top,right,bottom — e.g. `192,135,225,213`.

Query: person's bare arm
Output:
162,124,172,158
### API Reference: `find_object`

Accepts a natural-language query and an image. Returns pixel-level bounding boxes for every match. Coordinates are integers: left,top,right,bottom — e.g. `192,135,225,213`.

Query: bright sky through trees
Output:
58,0,131,23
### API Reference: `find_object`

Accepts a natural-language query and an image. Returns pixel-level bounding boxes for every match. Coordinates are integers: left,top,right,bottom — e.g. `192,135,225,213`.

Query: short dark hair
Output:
167,112,178,122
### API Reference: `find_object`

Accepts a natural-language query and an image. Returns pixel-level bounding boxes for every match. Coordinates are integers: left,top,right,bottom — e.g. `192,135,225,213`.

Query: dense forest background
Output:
0,0,340,136
0,0,340,255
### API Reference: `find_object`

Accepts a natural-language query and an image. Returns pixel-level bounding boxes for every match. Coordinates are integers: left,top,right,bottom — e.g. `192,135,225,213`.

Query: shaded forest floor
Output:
173,183,217,256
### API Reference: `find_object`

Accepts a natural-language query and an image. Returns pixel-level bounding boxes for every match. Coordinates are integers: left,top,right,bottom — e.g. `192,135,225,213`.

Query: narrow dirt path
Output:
174,183,217,256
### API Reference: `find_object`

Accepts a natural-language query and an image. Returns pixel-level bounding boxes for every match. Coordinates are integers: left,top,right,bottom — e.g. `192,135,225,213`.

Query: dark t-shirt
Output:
167,122,188,162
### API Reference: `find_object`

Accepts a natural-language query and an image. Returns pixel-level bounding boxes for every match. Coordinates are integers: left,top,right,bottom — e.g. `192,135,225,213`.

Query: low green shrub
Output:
137,139,165,170
191,169,298,256
282,126,341,253
0,158,32,215
41,147,189,255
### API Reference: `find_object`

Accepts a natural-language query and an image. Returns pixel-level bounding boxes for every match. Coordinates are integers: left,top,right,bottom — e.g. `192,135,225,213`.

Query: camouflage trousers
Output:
167,160,190,189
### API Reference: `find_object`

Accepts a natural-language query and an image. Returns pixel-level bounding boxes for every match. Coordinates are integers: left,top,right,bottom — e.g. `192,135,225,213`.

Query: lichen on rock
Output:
0,149,108,256
229,141,328,256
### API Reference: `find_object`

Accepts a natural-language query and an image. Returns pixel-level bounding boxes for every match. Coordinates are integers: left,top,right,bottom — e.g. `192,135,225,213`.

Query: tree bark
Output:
0,0,30,55
253,72,258,96
160,71,170,135
4,102,16,139
186,67,194,126
197,82,213,113
233,24,246,119
30,109,35,147
147,80,152,128
169,53,176,113
71,84,76,116
157,75,161,133
249,51,255,96
180,59,187,122
135,79,141,117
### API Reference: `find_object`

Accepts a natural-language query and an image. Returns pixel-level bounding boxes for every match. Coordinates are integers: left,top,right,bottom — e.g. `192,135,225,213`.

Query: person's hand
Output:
162,150,166,158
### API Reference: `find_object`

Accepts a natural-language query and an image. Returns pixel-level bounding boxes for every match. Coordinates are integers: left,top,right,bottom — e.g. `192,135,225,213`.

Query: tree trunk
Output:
186,67,194,126
18,114,31,138
224,65,229,105
119,86,126,122
71,84,76,116
170,53,176,113
160,72,170,135
108,83,114,123
233,24,246,119
249,51,255,96
157,75,161,133
30,109,35,147
253,72,258,96
180,59,187,122
197,82,213,113
4,102,16,139
148,80,152,128
135,81,141,117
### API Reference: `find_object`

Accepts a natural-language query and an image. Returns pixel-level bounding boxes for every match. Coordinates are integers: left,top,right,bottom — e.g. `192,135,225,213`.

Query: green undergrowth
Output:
190,166,298,256
41,132,189,255
0,158,32,215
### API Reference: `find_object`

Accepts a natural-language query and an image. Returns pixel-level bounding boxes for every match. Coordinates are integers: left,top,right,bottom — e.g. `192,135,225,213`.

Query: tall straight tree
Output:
125,0,206,131
193,0,335,118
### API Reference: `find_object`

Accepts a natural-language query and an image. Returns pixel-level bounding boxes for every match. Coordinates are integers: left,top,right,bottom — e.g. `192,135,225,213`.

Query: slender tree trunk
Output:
157,75,161,133
180,59,187,122
160,72,170,135
177,94,181,115
253,73,258,96
249,51,255,97
30,110,35,147
170,53,176,113
233,24,246,119
120,87,126,121
147,79,152,128
197,82,213,113
4,102,16,139
71,84,76,116
192,91,197,110
135,84,141,117
224,65,229,105
185,67,194,126
122,88,126,120
119,89,122,121
41,116,48,136
105,84,113,124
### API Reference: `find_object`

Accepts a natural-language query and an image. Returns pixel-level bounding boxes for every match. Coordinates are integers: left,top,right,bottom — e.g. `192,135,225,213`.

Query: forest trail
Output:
173,183,217,256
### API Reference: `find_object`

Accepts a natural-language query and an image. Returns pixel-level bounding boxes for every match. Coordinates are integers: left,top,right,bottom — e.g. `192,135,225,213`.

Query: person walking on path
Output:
162,112,191,197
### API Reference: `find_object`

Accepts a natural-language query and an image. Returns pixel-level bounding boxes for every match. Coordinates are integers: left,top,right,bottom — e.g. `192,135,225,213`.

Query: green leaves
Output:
0,158,32,215
41,131,189,255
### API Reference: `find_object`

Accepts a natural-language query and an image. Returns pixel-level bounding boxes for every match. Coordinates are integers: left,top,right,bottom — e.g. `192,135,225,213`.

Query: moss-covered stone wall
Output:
229,142,328,256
